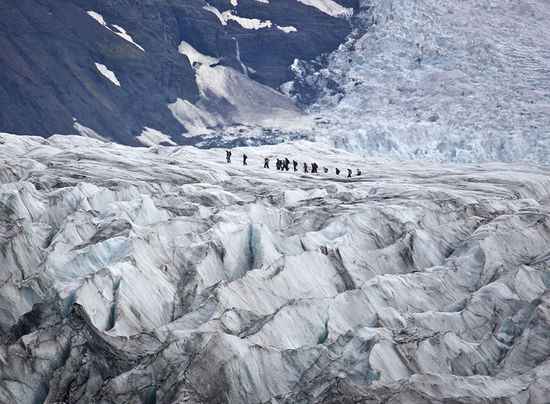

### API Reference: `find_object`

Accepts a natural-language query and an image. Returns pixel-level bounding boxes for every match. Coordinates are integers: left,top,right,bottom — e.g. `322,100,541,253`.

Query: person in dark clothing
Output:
284,158,290,171
335,168,340,175
323,167,329,174
243,154,248,165
276,159,281,170
357,169,362,176
264,158,270,168
311,162,318,173
226,150,232,163
293,160,298,171
347,168,352,178
303,162,309,173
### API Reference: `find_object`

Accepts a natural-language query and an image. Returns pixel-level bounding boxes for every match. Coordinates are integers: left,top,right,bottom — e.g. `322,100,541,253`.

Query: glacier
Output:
298,0,550,163
1,133,550,403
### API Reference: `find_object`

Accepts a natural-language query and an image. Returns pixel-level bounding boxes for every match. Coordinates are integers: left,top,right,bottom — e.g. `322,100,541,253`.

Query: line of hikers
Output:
225,150,362,178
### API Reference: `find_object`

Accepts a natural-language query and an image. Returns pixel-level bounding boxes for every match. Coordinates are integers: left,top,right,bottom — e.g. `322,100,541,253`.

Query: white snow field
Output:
306,0,550,163
1,133,550,402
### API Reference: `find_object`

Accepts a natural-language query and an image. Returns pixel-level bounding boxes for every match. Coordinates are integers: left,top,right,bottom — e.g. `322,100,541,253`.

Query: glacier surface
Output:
300,0,550,163
1,133,550,402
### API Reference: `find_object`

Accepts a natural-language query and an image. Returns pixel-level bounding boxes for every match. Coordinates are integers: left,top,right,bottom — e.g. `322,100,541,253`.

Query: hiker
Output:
264,158,270,168
303,162,309,173
347,169,352,178
226,150,232,163
335,168,340,176
311,162,318,174
284,158,290,171
243,154,248,166
293,160,298,172
276,159,282,170
323,167,329,174
357,169,362,176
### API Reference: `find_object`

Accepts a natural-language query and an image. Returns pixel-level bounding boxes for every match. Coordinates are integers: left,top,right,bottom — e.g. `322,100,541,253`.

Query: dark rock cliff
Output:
0,0,356,144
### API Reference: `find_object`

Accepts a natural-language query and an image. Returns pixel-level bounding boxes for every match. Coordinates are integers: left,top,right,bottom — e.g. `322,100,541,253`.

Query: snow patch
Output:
178,41,219,66
168,99,219,136
174,45,304,136
222,11,272,30
296,0,353,17
86,10,107,26
203,4,227,25
95,63,121,87
194,64,302,126
87,10,145,51
277,25,298,33
73,120,108,141
111,24,145,52
203,4,273,30
137,127,176,147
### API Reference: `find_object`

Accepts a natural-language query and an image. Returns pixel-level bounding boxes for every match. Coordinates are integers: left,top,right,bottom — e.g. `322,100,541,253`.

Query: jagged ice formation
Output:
1,133,550,403
300,0,550,163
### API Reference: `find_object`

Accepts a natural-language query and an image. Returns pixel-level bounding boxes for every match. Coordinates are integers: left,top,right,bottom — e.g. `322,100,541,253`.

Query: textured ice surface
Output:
1,133,550,403
303,0,550,163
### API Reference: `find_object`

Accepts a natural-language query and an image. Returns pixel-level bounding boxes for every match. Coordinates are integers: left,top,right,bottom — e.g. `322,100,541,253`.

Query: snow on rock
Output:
221,11,273,30
277,25,298,33
203,4,228,25
203,4,299,31
110,24,145,52
1,133,550,402
171,52,304,136
297,0,353,17
168,98,220,136
137,127,177,146
193,64,302,124
94,62,121,87
73,119,108,141
87,10,145,51
174,37,304,137
86,10,107,26
178,40,219,66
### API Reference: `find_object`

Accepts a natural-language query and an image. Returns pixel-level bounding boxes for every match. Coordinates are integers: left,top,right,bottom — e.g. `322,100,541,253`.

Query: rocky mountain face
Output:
2,133,550,403
0,0,355,145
